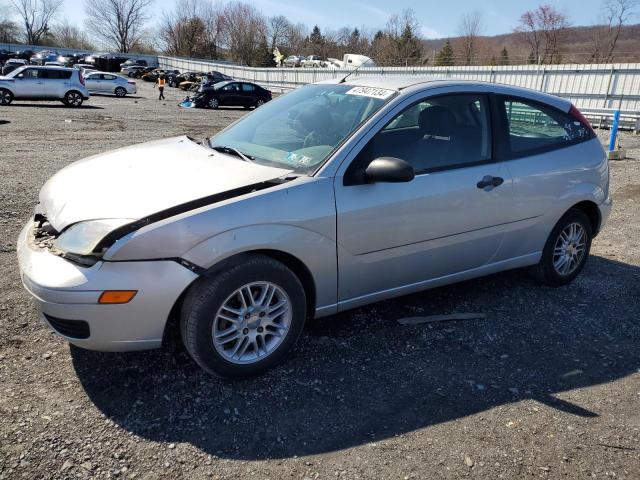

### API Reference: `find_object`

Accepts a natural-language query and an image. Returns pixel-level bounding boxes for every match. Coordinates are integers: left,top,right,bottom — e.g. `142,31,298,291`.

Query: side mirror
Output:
364,157,415,184
17,73,24,79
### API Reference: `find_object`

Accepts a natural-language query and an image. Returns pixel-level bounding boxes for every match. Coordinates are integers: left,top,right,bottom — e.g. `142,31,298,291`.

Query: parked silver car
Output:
0,66,89,106
17,77,611,377
84,71,136,97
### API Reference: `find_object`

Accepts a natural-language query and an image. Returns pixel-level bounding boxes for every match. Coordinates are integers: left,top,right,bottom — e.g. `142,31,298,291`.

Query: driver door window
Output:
346,94,492,185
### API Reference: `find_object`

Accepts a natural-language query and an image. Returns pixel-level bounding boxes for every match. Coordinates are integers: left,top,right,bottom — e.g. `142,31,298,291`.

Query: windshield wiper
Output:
211,145,254,163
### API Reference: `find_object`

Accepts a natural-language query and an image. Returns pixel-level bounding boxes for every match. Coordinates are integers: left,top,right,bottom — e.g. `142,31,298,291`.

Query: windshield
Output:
209,84,395,174
6,66,27,78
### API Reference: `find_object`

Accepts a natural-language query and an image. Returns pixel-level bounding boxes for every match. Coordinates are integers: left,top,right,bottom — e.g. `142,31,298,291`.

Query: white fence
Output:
158,55,640,113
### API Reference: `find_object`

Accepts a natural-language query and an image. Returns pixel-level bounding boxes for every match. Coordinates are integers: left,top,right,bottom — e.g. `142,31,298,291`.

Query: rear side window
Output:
102,74,117,80
242,83,255,92
500,97,593,155
43,69,72,80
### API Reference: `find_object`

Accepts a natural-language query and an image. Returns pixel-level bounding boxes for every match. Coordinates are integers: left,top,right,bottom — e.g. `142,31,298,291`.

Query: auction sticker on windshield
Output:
345,86,395,99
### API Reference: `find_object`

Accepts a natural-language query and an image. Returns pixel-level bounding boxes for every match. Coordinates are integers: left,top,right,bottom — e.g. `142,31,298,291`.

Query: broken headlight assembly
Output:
54,219,134,256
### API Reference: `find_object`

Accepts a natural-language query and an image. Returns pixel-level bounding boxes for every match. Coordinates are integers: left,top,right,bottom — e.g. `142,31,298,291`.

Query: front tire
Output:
0,88,13,105
180,255,307,378
530,209,592,286
64,91,83,107
208,97,219,109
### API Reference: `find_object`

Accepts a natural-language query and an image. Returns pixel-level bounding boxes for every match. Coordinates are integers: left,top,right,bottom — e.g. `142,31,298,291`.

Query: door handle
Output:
477,175,504,189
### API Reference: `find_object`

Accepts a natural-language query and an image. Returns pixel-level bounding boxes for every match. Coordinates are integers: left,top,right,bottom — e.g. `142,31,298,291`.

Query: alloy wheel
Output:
0,89,12,105
67,92,82,107
256,99,265,107
208,98,219,109
212,281,292,364
552,222,587,276
115,87,126,97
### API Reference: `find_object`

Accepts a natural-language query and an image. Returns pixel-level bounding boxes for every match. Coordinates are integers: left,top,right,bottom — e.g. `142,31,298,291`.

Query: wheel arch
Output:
162,249,317,348
567,200,601,236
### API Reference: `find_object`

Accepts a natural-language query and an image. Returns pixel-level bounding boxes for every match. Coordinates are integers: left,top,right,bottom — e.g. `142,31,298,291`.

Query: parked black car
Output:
192,80,271,109
204,71,233,83
60,53,89,66
120,59,148,68
131,66,156,79
2,59,27,76
167,71,197,88
142,69,180,82
0,50,13,64
12,50,35,61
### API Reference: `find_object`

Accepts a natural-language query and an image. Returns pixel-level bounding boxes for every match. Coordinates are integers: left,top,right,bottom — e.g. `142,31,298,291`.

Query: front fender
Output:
182,224,338,314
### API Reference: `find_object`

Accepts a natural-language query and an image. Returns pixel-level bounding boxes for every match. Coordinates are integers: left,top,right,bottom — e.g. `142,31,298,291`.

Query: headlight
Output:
54,219,134,256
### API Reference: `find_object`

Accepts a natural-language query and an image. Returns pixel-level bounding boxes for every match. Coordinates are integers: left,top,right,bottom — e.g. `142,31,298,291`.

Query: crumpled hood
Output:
39,136,292,231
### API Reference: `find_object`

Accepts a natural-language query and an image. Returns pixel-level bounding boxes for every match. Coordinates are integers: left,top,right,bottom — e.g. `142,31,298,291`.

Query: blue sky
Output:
58,0,616,38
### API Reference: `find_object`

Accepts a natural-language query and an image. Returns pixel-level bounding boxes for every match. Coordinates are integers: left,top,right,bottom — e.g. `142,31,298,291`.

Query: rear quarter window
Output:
500,97,592,156
43,69,72,80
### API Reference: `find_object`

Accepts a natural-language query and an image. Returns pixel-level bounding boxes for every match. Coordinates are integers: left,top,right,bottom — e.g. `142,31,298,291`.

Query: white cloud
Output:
359,4,390,20
421,26,442,39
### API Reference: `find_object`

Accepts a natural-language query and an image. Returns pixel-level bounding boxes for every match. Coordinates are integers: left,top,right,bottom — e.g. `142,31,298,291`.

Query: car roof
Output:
316,75,571,111
20,65,74,71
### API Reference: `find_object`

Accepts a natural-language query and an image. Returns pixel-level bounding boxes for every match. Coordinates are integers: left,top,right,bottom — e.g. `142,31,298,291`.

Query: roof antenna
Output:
338,57,373,84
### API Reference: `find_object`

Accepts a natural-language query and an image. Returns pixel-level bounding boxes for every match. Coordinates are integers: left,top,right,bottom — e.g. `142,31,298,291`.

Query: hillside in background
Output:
423,23,640,65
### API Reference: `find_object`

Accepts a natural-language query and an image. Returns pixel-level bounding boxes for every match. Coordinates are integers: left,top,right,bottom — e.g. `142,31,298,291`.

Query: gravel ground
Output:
1,82,639,479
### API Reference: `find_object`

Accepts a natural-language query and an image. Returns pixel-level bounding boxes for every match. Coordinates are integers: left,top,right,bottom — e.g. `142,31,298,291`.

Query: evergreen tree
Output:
499,47,509,65
435,40,454,66
396,24,423,66
309,25,324,55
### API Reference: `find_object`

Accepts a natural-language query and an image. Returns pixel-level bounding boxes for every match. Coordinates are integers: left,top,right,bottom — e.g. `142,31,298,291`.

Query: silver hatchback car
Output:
0,65,89,106
17,77,611,377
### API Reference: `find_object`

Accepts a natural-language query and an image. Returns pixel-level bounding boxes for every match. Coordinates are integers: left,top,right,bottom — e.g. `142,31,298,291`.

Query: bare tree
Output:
516,4,569,64
10,0,62,44
220,1,267,66
84,0,153,53
457,11,483,65
592,0,638,61
54,21,94,49
161,0,210,57
267,14,292,53
0,2,20,42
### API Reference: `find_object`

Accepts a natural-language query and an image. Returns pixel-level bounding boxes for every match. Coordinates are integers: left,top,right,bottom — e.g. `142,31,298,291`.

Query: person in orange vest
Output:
154,73,166,100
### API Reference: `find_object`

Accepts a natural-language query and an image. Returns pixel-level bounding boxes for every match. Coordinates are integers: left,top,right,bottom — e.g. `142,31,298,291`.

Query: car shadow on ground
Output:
89,94,143,99
0,120,10,125
71,256,640,460
9,103,104,109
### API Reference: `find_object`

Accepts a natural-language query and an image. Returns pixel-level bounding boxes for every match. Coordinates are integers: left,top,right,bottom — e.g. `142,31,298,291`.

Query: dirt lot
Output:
1,81,639,480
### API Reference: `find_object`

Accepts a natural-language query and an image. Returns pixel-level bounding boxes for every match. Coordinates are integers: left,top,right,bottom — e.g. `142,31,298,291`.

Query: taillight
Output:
127,80,135,85
569,104,594,135
78,71,85,86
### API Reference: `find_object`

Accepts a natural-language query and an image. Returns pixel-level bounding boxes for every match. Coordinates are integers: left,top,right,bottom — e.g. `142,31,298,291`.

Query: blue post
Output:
609,110,621,152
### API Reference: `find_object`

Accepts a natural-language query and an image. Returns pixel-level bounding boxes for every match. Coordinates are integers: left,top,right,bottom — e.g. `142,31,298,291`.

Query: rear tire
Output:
255,99,265,108
0,88,13,106
114,87,127,97
180,255,307,378
530,209,592,286
64,91,83,107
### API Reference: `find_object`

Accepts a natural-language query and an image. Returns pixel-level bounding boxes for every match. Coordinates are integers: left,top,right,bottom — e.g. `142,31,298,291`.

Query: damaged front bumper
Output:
17,220,198,351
